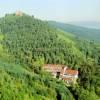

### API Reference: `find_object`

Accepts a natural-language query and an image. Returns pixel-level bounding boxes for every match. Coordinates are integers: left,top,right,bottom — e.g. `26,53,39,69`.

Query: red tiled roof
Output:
62,77,73,81
65,69,78,75
44,64,64,67
44,67,61,72
44,64,64,72
44,64,78,76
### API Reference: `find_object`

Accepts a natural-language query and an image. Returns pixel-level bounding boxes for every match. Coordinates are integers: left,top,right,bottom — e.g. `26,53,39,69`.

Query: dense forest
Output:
0,13,100,100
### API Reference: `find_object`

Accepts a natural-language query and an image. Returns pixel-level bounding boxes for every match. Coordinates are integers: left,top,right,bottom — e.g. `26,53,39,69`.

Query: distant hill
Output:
68,21,100,29
48,21,100,42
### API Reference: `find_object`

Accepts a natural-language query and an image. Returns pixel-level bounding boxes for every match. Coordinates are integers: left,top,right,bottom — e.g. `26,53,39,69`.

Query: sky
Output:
0,0,100,22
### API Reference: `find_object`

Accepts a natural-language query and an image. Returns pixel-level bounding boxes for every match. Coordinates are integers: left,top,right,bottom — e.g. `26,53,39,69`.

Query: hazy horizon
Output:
0,0,100,22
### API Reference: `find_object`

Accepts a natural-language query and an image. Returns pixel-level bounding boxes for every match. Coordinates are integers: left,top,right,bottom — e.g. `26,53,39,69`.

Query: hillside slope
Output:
0,57,74,100
0,13,99,100
0,14,83,67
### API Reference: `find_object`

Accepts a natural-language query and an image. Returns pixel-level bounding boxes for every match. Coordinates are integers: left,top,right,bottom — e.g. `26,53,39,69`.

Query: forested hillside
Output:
0,57,74,99
0,13,100,100
0,14,83,67
49,21,100,42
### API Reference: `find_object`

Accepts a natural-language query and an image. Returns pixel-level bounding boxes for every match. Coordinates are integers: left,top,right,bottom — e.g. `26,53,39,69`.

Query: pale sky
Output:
0,0,100,22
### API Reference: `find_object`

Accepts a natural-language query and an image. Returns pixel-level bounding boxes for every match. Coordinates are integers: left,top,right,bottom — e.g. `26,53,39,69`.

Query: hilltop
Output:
0,13,84,67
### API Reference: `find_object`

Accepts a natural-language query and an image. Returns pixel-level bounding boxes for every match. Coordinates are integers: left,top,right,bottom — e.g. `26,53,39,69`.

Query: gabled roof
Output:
44,64,64,68
62,77,73,81
44,64,63,72
44,64,78,76
64,69,78,75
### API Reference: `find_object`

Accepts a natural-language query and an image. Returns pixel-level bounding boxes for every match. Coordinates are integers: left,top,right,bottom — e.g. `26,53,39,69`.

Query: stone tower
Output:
15,11,23,16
